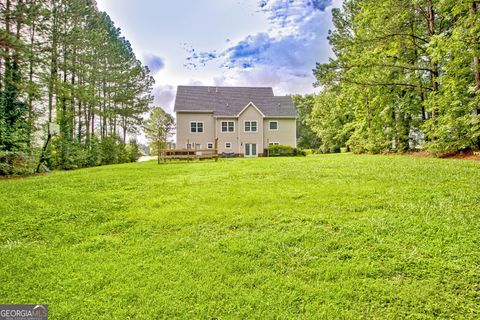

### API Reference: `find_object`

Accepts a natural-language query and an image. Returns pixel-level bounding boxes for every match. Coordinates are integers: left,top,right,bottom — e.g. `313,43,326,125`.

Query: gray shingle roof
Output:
174,86,296,117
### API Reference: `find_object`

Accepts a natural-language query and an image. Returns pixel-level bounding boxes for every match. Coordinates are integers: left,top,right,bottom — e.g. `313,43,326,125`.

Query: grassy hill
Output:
0,155,479,319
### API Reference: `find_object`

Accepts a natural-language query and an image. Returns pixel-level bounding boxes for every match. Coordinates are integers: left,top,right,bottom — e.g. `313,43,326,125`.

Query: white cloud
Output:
184,0,341,94
152,85,175,113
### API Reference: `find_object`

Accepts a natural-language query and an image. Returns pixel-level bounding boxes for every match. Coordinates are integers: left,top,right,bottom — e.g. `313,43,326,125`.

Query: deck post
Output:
214,138,218,162
163,142,166,163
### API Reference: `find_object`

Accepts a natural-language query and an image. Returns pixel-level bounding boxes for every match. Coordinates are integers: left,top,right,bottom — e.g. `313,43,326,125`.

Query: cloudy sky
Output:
96,0,341,113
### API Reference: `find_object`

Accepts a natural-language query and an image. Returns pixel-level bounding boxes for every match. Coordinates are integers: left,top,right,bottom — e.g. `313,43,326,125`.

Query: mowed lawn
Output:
0,155,479,319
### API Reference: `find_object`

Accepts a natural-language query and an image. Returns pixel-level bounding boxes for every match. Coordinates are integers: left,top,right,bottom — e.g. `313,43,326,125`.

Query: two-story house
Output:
173,86,297,157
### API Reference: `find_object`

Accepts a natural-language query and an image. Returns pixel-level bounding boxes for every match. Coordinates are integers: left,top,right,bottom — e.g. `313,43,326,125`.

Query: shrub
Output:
268,144,295,156
126,139,142,162
0,150,34,176
116,142,129,164
85,136,101,167
100,136,118,165
316,145,330,154
330,145,341,153
99,136,139,165
303,149,314,155
268,145,305,156
48,139,87,170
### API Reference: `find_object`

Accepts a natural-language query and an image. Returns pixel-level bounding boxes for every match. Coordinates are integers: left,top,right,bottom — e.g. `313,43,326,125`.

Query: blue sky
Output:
96,0,341,113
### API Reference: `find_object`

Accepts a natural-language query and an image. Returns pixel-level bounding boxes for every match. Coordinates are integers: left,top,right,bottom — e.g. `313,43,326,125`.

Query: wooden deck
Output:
159,139,219,162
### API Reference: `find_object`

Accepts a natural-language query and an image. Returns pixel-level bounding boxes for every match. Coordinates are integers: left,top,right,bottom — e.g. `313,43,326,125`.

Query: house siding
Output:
263,118,297,147
176,112,215,149
238,104,264,156
176,106,296,156
216,118,239,153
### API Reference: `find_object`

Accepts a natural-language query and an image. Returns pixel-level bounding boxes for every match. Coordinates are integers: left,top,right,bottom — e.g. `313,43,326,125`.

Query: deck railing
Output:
159,139,218,162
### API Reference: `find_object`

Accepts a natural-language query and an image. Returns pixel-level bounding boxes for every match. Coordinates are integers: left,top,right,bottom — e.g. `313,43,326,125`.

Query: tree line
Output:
0,0,154,175
296,0,480,155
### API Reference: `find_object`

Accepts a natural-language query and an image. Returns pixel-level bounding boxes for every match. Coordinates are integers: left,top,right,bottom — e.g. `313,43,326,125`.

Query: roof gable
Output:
237,102,265,117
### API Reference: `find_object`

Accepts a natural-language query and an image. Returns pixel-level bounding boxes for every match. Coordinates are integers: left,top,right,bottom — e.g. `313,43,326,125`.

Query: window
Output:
244,121,258,132
269,121,278,130
221,121,235,133
269,142,280,146
225,142,232,149
190,121,203,133
187,143,201,149
207,143,214,149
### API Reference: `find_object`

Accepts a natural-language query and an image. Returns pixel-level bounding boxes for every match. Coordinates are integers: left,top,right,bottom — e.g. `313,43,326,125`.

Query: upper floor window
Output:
221,121,235,133
269,121,278,131
190,121,203,133
244,121,258,132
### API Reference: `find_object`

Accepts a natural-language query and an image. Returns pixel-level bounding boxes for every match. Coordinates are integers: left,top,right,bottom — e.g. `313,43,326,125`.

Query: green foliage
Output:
303,149,314,155
126,139,142,162
50,138,88,170
0,151,34,176
292,94,322,149
0,0,155,175
312,0,480,154
268,144,296,156
145,107,175,153
308,85,355,153
85,136,102,167
329,145,341,153
99,136,119,165
0,155,478,318
46,135,137,169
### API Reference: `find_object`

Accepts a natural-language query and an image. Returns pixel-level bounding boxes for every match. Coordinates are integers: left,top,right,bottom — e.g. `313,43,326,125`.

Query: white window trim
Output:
207,142,214,149
269,120,279,131
220,121,235,133
244,120,258,133
189,121,204,134
225,142,232,149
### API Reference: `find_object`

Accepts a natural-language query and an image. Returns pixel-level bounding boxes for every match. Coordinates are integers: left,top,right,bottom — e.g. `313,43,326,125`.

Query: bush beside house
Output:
268,145,305,157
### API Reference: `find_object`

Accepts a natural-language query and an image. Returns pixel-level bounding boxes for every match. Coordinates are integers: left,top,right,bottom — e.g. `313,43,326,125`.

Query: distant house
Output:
173,86,297,157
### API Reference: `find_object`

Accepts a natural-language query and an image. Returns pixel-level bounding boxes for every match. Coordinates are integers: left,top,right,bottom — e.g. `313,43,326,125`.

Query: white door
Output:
244,143,257,157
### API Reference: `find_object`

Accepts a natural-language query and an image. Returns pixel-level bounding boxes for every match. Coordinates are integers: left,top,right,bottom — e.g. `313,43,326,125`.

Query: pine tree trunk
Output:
27,22,36,142
78,97,82,142
471,2,480,115
48,4,58,124
427,0,439,119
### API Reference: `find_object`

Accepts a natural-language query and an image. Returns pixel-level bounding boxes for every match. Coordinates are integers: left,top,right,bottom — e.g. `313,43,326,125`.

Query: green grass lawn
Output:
0,154,479,319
